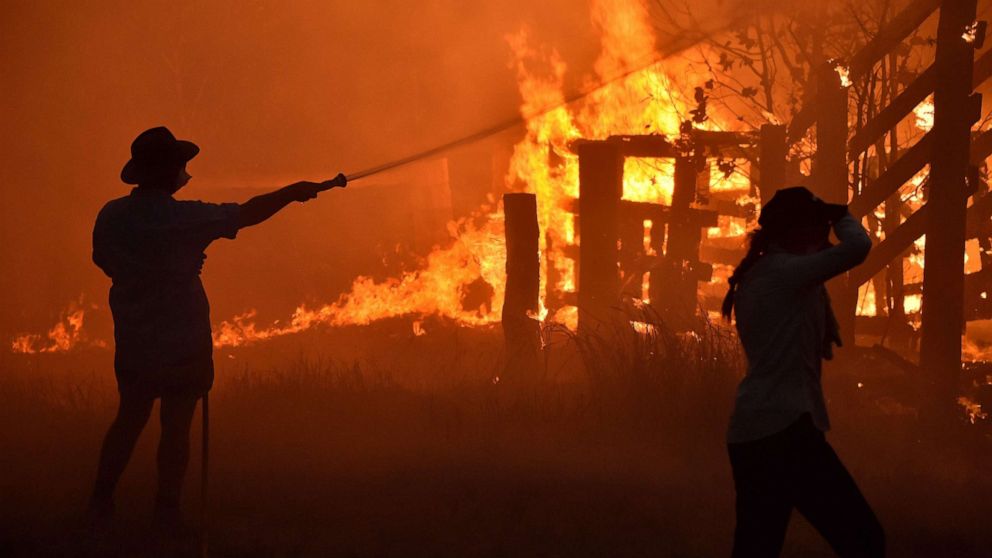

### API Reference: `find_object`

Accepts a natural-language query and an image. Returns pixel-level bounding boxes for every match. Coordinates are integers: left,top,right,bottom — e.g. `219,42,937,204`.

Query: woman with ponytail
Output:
721,228,771,322
723,186,883,557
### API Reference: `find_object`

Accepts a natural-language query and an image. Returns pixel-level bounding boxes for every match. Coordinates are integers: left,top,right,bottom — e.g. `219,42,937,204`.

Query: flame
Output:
903,294,922,315
21,0,935,352
631,320,657,334
412,320,427,337
11,0,992,413
963,21,980,44
643,220,657,256
963,336,992,361
857,282,879,317
216,0,671,346
10,299,105,354
708,215,747,238
834,64,852,88
214,213,505,347
204,0,763,344
914,95,934,133
503,0,754,329
957,396,988,423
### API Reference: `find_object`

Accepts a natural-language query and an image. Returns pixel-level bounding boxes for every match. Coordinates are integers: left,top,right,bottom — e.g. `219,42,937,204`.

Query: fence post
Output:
651,156,703,329
577,142,623,336
759,124,788,204
502,193,541,380
920,0,980,421
815,62,857,349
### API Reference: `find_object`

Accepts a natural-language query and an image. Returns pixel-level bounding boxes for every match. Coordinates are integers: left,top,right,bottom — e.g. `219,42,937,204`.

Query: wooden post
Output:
815,62,850,204
647,216,667,305
920,0,979,420
502,193,541,379
544,232,561,315
577,142,623,335
815,62,857,349
883,188,912,347
652,156,701,329
619,216,645,299
758,124,788,204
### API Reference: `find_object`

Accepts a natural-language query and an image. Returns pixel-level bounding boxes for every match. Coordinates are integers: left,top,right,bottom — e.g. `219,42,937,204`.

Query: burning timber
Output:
493,0,992,424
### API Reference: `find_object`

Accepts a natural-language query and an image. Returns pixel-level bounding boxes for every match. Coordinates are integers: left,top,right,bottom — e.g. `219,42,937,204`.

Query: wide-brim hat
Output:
758,186,848,231
121,126,199,184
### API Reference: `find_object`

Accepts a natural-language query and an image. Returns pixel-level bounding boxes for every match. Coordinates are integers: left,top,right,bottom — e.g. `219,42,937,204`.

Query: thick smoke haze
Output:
0,0,831,342
0,0,612,339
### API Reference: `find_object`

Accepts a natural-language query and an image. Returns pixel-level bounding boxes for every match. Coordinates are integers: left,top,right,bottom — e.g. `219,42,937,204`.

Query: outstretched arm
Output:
238,173,346,229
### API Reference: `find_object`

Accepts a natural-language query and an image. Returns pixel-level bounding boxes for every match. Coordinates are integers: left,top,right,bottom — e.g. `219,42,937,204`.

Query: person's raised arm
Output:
781,212,872,287
238,173,346,229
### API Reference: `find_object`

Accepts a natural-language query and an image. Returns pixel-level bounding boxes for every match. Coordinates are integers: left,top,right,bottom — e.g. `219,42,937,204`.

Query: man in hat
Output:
721,186,884,557
89,126,346,526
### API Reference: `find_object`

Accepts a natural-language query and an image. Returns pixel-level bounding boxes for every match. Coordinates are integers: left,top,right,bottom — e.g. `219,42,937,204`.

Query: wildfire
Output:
834,64,852,88
213,213,506,347
214,0,756,344
10,299,105,354
963,338,990,361
914,95,934,133
504,0,753,327
963,21,980,44
16,0,987,366
957,396,988,424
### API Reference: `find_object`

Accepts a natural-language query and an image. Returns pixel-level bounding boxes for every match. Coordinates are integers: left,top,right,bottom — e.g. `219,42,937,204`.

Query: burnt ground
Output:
1,320,990,558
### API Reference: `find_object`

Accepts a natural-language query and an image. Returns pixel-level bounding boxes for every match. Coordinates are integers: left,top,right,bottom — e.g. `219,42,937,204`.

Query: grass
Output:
0,317,990,557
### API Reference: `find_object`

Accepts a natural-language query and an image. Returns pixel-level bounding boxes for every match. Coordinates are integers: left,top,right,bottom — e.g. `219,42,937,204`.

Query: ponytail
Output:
721,228,770,321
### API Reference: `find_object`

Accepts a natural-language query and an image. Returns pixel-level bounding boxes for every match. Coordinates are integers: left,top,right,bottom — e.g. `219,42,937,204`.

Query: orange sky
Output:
0,0,612,338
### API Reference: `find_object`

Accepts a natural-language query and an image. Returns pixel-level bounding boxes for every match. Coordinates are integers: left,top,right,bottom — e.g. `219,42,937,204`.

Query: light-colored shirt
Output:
92,188,240,375
727,214,871,444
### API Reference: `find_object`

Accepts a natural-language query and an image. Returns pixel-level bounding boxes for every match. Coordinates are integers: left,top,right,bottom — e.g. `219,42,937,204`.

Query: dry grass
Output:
0,318,989,557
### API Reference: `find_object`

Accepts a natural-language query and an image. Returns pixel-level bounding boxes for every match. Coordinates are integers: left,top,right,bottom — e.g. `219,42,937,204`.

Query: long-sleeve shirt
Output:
92,187,240,382
728,213,871,444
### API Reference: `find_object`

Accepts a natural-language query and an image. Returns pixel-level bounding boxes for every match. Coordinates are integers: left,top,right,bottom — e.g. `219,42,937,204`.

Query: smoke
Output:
0,2,548,335
0,0,757,342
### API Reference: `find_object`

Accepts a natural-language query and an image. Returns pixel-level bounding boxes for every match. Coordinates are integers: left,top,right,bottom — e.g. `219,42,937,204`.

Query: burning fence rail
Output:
558,129,781,335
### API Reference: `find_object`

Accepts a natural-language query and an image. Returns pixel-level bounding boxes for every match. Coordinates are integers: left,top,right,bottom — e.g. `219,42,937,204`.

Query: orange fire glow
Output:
10,0,991,379
913,95,935,133
10,299,105,354
211,0,756,344
957,396,988,424
213,213,507,347
503,0,753,328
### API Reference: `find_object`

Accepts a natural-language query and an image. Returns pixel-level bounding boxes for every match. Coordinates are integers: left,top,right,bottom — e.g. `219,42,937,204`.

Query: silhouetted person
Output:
89,126,346,528
722,186,884,557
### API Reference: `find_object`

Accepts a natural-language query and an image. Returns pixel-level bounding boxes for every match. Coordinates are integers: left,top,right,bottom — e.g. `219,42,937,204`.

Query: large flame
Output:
215,0,753,345
503,0,752,327
214,214,506,346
